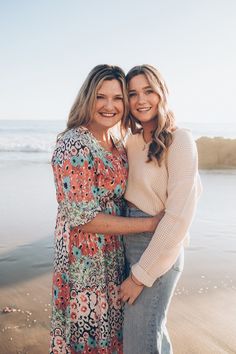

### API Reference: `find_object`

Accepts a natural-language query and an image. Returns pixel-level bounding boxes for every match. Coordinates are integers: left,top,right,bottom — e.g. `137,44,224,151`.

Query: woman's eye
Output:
145,89,153,95
128,92,136,97
115,96,123,100
96,95,104,99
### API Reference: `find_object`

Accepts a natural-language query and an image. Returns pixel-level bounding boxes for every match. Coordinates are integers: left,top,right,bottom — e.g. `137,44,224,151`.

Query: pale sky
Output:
0,0,235,124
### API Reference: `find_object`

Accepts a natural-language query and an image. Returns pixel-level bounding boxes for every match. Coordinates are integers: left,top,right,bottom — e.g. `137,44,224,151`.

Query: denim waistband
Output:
126,206,152,218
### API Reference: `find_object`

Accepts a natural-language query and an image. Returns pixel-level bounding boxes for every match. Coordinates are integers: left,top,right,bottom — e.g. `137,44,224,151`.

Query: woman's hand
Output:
149,209,165,232
120,274,144,305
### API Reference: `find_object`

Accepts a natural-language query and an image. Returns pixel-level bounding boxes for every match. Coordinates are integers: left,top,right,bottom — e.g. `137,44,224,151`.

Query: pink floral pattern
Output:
50,127,128,353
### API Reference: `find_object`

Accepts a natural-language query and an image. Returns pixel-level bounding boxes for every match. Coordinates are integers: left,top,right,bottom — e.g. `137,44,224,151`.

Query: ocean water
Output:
0,120,65,163
0,119,236,163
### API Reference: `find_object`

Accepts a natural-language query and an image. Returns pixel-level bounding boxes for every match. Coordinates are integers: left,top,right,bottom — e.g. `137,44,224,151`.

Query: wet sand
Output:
0,163,236,353
0,162,55,353
0,274,52,354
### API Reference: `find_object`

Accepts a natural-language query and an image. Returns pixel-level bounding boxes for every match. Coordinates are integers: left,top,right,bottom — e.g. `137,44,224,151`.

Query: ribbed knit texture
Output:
125,128,202,287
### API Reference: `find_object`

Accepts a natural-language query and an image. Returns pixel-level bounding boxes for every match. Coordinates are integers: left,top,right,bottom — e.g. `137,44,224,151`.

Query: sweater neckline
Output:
139,132,151,151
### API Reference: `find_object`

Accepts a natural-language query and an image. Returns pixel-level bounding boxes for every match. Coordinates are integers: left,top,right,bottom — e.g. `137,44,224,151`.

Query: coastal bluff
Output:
196,137,236,169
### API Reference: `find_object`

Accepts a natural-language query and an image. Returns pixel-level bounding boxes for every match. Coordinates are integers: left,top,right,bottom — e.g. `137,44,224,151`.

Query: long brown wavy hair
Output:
123,64,176,166
60,64,128,136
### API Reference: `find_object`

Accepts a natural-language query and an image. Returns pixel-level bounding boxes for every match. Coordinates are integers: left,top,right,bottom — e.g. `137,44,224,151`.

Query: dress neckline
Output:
76,126,123,157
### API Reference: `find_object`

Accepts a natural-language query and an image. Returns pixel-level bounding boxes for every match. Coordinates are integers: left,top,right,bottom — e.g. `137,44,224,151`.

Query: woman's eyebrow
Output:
97,92,123,97
129,86,152,92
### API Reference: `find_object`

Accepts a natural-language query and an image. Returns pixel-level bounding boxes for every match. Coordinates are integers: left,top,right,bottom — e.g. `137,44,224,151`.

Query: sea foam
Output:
0,134,55,153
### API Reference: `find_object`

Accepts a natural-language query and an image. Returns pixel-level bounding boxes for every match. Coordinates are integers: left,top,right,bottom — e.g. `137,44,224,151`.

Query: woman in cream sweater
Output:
120,64,202,354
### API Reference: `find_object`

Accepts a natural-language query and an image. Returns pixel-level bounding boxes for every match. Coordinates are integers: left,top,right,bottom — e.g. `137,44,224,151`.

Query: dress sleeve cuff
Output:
131,263,155,287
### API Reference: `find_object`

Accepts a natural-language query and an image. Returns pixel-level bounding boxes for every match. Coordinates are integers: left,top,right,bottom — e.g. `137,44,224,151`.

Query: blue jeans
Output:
123,207,184,354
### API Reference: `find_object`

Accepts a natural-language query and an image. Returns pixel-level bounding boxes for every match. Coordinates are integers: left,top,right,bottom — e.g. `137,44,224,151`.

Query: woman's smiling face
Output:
128,74,160,125
91,79,124,131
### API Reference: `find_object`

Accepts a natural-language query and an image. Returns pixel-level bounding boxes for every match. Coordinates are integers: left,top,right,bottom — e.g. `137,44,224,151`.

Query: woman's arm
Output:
80,211,164,235
130,129,202,287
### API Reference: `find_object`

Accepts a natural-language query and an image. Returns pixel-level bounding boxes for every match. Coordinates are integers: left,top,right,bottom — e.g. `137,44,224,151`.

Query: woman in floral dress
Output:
50,65,160,354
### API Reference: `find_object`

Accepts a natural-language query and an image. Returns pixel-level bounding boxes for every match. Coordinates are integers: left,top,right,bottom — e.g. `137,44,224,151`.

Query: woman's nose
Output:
137,93,146,104
104,99,114,110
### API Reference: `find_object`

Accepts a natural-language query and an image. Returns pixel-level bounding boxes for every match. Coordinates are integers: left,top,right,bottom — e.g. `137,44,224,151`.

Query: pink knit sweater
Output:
124,128,202,287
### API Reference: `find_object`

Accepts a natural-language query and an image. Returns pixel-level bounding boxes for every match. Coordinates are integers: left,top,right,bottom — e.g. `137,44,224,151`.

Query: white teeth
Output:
137,107,151,112
100,113,115,117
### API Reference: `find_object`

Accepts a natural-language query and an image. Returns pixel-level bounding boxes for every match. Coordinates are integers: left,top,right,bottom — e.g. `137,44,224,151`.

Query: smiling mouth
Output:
99,112,116,117
137,107,151,112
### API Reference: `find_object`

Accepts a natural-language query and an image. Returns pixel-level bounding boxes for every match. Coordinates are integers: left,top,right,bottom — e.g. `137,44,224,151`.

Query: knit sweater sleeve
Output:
131,129,202,287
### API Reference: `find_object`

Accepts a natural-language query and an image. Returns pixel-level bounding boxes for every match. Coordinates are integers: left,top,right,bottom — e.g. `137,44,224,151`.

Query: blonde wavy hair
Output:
61,64,128,136
123,64,176,166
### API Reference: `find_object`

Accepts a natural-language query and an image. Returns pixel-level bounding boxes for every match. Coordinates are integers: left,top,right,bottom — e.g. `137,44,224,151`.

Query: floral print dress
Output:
50,126,128,354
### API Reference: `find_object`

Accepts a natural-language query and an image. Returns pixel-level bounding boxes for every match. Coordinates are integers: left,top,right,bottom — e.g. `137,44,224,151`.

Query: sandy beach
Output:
1,162,236,354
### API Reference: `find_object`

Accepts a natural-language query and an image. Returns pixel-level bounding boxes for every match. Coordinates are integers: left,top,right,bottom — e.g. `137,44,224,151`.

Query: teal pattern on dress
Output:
50,127,128,354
